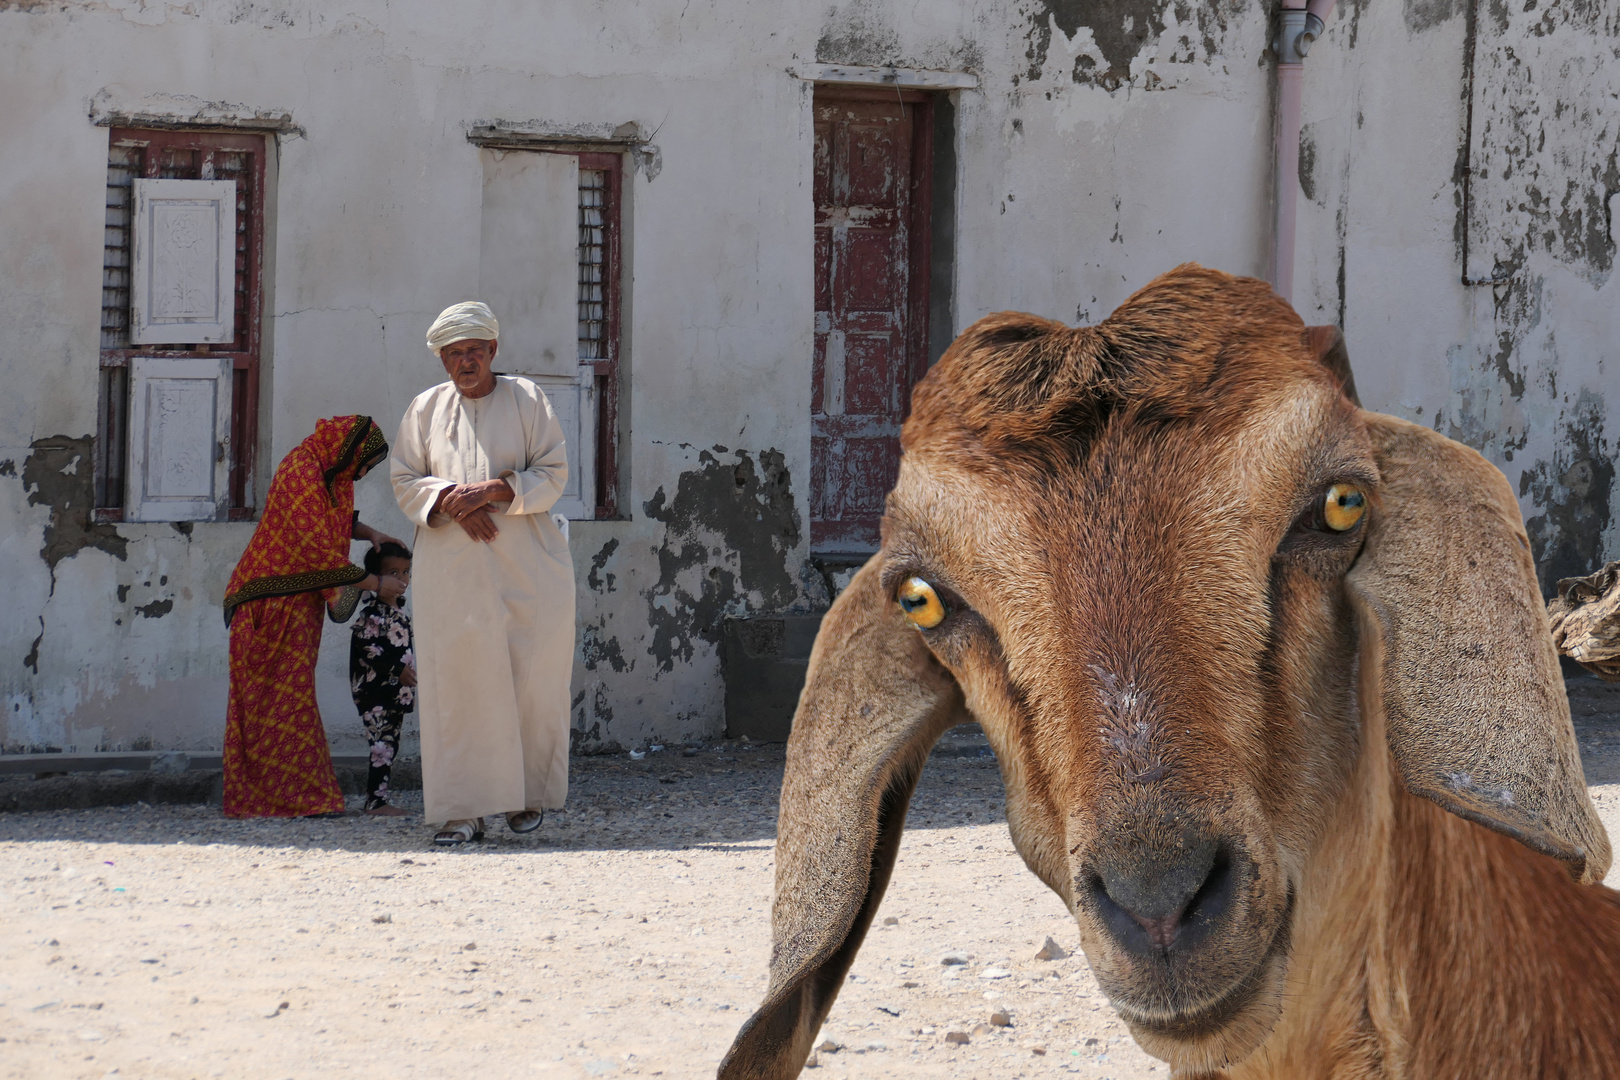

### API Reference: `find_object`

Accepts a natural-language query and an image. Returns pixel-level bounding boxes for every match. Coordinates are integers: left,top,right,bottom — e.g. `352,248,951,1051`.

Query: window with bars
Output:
475,145,624,519
577,168,610,360
97,128,266,519
573,153,622,517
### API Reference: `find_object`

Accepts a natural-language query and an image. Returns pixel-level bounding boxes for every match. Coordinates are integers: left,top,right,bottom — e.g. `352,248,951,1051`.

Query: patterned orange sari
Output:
222,416,388,818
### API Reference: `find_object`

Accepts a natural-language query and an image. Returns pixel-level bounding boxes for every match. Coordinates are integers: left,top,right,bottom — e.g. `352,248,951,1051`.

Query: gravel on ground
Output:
4,677,1618,1080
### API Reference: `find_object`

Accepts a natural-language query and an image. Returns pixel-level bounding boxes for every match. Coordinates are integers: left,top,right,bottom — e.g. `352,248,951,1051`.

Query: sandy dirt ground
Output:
4,679,1620,1080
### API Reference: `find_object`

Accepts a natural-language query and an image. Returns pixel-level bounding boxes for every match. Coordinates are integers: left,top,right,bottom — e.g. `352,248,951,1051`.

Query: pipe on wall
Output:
1271,0,1337,304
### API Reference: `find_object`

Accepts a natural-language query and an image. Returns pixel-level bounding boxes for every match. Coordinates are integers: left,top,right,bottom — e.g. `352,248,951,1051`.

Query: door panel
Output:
840,230,903,311
843,334,900,414
810,89,933,551
840,121,904,203
839,438,901,518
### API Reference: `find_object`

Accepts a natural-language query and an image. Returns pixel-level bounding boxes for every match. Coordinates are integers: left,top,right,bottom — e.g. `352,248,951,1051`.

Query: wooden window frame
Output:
573,151,624,519
96,127,267,522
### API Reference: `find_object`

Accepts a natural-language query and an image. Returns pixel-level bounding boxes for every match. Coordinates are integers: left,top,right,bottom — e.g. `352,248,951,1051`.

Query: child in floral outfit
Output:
350,542,416,816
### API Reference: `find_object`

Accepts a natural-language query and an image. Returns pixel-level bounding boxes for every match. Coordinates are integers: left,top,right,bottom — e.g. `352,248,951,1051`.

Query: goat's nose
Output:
1085,836,1233,956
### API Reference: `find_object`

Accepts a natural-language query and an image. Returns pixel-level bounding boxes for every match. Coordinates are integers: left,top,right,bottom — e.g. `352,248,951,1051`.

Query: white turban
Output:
425,301,499,355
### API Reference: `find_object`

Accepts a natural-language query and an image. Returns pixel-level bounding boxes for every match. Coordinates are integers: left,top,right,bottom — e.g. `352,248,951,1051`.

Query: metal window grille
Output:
98,143,142,503
101,146,139,350
214,149,255,346
578,169,608,360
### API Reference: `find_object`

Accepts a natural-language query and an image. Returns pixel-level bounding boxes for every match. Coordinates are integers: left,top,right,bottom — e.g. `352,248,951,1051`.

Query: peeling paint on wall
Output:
579,535,630,692
816,2,901,66
814,0,984,72
587,537,619,594
1522,394,1615,597
1299,124,1320,205
1466,0,1619,285
134,598,174,619
1405,0,1465,35
642,448,802,675
1021,0,1244,91
569,683,621,755
21,436,127,585
23,619,42,674
581,621,629,673
1448,0,1620,596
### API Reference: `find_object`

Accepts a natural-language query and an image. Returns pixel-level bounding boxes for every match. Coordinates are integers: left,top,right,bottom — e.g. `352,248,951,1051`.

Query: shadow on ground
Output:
0,730,1008,855
6,678,1618,855
1570,676,1620,784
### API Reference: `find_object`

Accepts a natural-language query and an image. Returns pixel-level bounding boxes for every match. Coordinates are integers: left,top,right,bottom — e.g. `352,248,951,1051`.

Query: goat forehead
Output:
900,382,1354,544
895,387,1335,561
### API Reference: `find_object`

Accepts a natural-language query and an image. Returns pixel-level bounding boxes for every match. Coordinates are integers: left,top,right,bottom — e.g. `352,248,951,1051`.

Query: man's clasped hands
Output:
431,478,515,543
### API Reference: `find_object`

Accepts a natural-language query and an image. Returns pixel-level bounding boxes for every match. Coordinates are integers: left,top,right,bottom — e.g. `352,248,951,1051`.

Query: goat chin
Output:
1114,911,1294,1074
1131,983,1291,1076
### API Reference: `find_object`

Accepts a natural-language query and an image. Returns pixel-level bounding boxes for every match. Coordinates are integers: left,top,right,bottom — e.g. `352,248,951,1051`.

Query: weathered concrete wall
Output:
1,0,1615,755
1297,0,1619,597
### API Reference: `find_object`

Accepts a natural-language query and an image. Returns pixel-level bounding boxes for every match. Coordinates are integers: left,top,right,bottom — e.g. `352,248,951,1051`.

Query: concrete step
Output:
0,750,372,778
0,754,421,814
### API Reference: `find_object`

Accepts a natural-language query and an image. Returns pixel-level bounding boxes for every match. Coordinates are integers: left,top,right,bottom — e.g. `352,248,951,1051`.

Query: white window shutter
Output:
478,150,580,377
125,356,233,522
530,367,596,520
130,178,237,344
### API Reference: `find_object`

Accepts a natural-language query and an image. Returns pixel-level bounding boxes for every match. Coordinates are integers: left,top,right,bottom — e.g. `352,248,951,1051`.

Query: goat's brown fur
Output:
718,265,1619,1080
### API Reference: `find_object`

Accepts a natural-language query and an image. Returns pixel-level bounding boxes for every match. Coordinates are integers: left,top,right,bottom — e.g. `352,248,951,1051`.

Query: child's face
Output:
379,556,411,594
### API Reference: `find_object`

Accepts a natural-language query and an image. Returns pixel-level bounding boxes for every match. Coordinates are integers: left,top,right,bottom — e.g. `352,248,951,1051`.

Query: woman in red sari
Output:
222,415,399,818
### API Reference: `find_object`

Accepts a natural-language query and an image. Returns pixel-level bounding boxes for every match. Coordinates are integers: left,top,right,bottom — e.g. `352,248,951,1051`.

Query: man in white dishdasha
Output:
391,301,576,846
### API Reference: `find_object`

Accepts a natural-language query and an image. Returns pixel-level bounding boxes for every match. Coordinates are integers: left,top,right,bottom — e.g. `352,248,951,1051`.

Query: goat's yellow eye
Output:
1323,483,1367,532
897,577,946,629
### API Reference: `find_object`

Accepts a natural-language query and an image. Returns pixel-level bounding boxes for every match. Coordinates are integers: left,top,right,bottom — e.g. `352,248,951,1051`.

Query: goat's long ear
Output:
718,557,965,1080
1347,412,1611,883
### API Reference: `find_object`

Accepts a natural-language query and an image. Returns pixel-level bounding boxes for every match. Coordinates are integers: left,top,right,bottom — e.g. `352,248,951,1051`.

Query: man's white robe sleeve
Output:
499,383,569,517
391,392,455,527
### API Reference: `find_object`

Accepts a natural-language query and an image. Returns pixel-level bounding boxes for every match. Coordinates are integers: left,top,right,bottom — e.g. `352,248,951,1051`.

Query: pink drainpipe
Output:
1272,0,1337,304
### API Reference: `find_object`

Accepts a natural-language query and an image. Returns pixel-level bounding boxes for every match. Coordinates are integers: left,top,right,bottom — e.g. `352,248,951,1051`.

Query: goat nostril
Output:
1087,846,1234,956
1181,852,1235,933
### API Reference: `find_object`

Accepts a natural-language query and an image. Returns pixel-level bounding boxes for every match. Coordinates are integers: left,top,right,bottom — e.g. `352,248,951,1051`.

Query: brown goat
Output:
719,266,1620,1079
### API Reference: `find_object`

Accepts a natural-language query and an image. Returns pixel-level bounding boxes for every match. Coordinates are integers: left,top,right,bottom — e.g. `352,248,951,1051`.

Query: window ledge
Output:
790,63,979,90
90,90,303,136
466,120,648,152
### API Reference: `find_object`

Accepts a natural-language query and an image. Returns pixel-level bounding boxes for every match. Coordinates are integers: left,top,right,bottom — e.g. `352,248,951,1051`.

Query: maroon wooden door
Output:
810,88,933,551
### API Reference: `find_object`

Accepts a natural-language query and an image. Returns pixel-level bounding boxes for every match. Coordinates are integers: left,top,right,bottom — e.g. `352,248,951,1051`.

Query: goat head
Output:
718,264,1612,1078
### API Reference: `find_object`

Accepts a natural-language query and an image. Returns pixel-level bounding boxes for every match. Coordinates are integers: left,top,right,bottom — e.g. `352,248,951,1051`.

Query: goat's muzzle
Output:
1072,829,1291,1050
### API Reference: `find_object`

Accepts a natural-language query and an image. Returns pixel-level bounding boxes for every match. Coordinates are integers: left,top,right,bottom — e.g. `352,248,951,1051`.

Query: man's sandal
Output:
506,810,543,834
433,818,485,845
